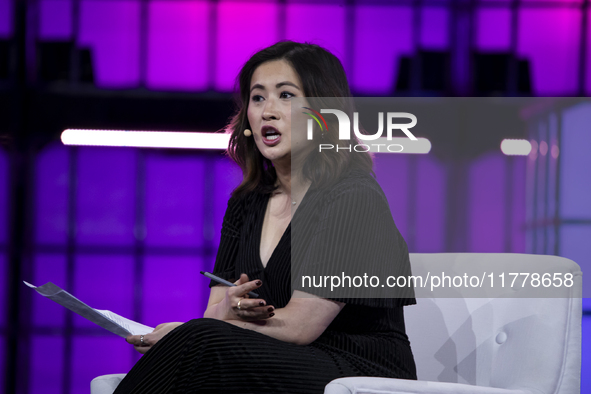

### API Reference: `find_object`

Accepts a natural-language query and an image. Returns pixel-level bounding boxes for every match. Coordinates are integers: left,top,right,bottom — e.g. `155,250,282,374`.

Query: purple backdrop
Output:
147,1,210,91
420,7,449,50
144,152,205,248
476,8,511,51
7,0,584,94
78,0,142,88
0,0,11,38
215,1,279,91
39,0,73,40
352,5,413,96
517,8,581,94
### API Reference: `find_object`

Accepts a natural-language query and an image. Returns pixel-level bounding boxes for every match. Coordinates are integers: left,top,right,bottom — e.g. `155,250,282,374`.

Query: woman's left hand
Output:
126,322,184,354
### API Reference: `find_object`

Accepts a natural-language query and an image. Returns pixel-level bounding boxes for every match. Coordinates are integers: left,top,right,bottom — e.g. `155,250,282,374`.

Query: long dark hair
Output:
225,41,373,197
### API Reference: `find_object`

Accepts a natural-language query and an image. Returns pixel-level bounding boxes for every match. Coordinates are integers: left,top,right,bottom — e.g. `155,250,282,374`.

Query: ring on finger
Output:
140,335,145,346
237,299,243,310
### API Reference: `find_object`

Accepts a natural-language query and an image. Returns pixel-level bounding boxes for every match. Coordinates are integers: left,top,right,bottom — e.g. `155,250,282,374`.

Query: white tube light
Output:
61,129,431,154
365,137,431,154
500,139,532,156
61,129,231,150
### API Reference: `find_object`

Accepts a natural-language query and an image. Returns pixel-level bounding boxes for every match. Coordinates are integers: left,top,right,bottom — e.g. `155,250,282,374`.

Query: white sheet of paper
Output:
24,281,154,337
95,310,155,336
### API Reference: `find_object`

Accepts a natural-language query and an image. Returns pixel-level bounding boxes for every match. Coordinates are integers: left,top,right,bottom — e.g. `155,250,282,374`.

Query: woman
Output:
117,41,416,393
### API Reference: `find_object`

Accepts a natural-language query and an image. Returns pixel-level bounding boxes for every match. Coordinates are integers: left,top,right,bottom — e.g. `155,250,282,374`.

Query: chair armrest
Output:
90,374,127,394
324,377,531,394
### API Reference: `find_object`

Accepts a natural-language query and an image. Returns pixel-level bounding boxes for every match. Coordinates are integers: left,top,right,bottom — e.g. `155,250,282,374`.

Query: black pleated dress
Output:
114,169,417,394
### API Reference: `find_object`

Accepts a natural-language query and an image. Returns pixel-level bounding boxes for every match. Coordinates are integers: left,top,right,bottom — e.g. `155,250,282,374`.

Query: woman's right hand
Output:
206,273,275,322
126,322,184,354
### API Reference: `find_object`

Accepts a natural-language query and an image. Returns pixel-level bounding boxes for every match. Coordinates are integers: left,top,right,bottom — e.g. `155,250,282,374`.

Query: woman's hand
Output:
204,273,275,322
226,291,345,345
125,322,184,354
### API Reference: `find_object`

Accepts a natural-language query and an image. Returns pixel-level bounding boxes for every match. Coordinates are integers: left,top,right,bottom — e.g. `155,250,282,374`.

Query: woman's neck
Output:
273,163,310,206
274,163,291,196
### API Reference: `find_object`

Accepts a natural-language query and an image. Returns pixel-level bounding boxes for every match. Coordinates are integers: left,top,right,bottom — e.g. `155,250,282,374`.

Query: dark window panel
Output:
146,1,209,91
0,0,11,38
215,1,279,91
352,5,413,95
39,0,73,40
528,123,540,253
30,336,65,394
546,114,558,221
284,3,345,82
72,254,134,329
373,154,410,239
510,157,527,253
142,255,207,327
419,6,449,50
468,152,506,252
35,143,69,245
78,0,141,88
475,8,511,51
145,152,205,248
560,103,591,218
536,124,548,223
518,8,581,95
416,155,447,253
32,254,67,328
76,147,137,246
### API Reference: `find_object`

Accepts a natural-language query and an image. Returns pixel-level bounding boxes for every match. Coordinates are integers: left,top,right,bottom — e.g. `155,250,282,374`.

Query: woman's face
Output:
247,59,305,167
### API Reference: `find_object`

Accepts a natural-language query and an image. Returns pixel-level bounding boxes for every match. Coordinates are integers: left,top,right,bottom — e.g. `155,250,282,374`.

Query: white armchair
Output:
91,253,582,394
325,253,582,394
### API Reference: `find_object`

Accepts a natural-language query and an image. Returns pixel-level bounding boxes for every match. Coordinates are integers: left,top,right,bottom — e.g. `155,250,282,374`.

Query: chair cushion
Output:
90,373,126,394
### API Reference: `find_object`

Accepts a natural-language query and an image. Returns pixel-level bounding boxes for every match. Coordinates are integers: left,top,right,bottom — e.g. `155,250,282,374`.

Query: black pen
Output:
200,271,260,298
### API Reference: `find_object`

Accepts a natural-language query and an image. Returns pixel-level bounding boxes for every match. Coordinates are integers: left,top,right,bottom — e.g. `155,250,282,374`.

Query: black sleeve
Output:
292,182,416,307
209,195,243,287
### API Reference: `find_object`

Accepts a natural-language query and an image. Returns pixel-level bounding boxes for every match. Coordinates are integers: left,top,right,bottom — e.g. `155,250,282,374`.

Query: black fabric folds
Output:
291,169,416,306
114,169,417,394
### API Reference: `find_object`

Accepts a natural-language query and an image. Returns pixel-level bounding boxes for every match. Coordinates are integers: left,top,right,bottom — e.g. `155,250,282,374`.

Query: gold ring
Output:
237,299,242,310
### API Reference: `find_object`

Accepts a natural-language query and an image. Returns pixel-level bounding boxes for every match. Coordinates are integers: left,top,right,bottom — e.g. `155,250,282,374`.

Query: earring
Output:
244,129,252,137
